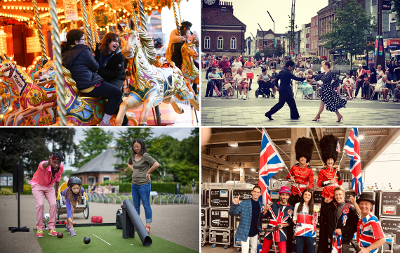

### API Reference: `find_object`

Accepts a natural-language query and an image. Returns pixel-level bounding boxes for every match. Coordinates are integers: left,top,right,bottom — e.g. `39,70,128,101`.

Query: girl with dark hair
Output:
293,188,318,253
61,29,122,126
61,177,84,236
127,138,160,233
94,32,128,125
308,61,346,122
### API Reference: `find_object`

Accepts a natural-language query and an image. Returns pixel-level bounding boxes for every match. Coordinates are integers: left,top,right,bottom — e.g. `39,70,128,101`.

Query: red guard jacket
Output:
317,167,342,199
285,163,314,196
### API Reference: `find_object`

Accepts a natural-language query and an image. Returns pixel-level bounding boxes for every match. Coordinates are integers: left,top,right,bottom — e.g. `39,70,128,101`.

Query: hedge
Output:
83,182,177,194
0,184,31,195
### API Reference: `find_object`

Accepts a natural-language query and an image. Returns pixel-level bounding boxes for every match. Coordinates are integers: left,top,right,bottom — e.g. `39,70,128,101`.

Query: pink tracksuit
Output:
30,161,64,231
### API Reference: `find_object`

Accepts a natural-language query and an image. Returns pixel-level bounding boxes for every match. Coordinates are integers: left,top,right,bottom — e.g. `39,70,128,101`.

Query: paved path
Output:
201,69,400,126
0,194,199,252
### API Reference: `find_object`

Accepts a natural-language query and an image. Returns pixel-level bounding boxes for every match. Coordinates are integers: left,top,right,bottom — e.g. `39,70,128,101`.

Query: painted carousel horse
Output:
0,54,57,126
35,61,106,126
180,36,199,100
115,22,199,126
0,82,11,111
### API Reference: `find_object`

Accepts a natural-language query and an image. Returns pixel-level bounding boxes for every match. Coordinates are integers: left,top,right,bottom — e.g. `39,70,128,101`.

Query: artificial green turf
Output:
35,227,198,253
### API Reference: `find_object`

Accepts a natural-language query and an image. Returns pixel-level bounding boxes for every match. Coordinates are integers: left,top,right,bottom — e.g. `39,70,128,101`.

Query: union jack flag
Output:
336,141,340,153
259,129,285,205
332,232,343,253
344,128,363,196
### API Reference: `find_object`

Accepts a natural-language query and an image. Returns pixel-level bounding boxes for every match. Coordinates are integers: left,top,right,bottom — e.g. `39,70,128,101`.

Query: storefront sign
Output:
26,36,41,53
63,0,79,21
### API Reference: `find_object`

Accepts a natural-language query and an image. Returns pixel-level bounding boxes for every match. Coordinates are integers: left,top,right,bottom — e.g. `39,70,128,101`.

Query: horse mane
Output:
137,30,156,65
15,65,33,85
43,61,79,94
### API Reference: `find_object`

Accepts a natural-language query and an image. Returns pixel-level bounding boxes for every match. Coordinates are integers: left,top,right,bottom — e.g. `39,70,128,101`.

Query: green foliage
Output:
320,0,375,69
60,169,74,183
393,0,400,27
311,57,323,64
0,187,15,195
180,182,199,194
71,128,114,168
151,182,177,194
334,58,350,65
23,184,31,194
0,129,78,176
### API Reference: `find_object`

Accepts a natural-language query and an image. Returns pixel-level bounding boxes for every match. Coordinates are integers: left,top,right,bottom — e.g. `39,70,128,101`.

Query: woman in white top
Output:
234,68,248,100
342,73,355,100
293,188,318,253
231,57,243,69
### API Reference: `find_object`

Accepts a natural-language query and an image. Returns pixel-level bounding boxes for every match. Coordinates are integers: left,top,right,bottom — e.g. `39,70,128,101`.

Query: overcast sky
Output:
226,0,328,37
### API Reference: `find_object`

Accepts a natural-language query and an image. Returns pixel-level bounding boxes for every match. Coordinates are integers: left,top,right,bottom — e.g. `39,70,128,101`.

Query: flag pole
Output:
263,128,303,195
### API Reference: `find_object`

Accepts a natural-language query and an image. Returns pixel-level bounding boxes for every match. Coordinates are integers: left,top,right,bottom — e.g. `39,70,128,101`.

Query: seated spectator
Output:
205,67,220,97
355,64,367,98
374,75,390,101
376,65,384,80
223,69,234,98
384,69,398,94
97,184,103,195
298,72,313,99
257,68,271,98
103,185,110,195
270,67,278,98
109,184,115,194
234,68,248,100
393,81,400,102
218,55,230,74
89,183,97,194
362,76,371,99
342,73,355,100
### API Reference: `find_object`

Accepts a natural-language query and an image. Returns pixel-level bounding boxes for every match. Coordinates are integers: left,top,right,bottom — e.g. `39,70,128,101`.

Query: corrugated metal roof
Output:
72,148,123,175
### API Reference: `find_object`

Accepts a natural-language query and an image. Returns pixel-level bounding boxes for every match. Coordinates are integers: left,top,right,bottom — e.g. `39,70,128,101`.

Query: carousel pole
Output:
49,0,67,126
172,1,181,36
87,0,98,49
130,0,138,31
32,0,48,66
177,0,182,24
80,0,93,50
138,0,147,33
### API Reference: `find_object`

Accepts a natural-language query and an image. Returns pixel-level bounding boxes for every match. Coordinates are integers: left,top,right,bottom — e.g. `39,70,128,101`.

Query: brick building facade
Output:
256,29,285,53
201,0,246,57
310,15,319,56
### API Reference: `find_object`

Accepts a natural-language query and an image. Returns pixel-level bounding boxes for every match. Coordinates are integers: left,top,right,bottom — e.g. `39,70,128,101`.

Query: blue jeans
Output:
131,183,152,223
295,236,316,253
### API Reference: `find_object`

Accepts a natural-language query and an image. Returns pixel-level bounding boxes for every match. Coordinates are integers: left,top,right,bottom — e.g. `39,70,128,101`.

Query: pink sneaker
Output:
36,231,44,238
69,228,76,236
48,229,58,236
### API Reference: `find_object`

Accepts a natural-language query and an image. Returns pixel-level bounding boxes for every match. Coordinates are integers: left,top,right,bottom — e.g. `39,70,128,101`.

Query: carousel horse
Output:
115,21,199,126
180,36,199,100
0,54,57,126
0,82,11,110
35,61,106,126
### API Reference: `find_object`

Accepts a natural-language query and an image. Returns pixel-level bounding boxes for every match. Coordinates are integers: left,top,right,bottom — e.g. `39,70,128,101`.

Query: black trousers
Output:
355,80,363,97
86,81,123,115
266,89,300,119
205,80,214,97
287,194,301,253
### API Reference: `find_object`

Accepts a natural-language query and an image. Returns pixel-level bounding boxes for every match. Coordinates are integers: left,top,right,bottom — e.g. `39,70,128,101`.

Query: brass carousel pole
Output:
32,0,48,65
49,0,67,126
177,0,182,24
87,0,97,49
172,1,181,36
80,0,93,50
130,0,138,31
137,0,147,33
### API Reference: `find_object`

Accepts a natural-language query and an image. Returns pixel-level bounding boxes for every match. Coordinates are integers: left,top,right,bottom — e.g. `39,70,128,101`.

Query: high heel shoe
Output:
312,116,320,121
337,115,343,122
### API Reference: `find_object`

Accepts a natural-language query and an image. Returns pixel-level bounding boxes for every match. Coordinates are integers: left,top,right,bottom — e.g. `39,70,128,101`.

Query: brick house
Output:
72,148,124,185
201,0,246,58
256,29,286,54
310,15,319,56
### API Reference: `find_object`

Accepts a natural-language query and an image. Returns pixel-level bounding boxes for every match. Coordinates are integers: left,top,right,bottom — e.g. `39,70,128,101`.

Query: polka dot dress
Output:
314,71,347,112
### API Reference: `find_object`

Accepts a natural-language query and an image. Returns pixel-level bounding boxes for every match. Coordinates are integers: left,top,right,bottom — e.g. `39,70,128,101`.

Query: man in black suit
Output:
265,60,306,120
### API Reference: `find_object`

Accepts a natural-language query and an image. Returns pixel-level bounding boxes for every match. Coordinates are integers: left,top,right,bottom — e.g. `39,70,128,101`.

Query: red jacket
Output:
317,167,342,199
286,163,314,196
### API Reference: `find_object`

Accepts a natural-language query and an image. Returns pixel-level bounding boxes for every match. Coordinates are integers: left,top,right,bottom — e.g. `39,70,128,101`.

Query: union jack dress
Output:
263,201,294,242
293,203,318,238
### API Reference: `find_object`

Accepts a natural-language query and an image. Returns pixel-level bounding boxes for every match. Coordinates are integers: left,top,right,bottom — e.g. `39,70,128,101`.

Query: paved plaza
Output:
201,69,400,126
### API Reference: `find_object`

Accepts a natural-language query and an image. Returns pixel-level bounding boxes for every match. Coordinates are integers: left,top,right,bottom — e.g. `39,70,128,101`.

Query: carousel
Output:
0,0,199,126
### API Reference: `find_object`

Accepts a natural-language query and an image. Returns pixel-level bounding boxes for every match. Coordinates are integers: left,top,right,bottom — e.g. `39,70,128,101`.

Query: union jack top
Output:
263,201,294,242
293,203,317,237
356,212,385,253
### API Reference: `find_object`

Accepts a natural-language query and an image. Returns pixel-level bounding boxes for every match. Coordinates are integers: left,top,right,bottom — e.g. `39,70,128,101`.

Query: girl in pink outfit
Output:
30,152,64,238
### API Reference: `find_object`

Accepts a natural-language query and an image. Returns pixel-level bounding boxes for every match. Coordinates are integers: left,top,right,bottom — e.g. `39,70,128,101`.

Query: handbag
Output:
91,216,103,223
116,209,122,229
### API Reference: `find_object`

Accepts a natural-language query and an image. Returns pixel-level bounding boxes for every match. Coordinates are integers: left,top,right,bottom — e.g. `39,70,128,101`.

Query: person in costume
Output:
229,185,264,253
30,152,64,238
356,192,386,253
261,186,294,253
166,21,198,69
286,137,315,207
61,177,85,236
293,187,318,253
317,134,342,201
319,186,358,253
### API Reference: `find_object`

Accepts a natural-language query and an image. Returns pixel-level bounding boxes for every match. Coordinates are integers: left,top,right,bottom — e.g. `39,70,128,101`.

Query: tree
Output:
71,128,114,168
320,0,375,69
393,0,400,27
0,128,78,176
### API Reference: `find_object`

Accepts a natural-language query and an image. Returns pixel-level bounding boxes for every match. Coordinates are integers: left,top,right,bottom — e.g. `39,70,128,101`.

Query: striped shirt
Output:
356,212,385,253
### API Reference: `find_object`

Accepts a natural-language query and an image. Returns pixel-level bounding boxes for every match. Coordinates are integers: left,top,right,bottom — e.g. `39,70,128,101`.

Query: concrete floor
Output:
0,194,199,252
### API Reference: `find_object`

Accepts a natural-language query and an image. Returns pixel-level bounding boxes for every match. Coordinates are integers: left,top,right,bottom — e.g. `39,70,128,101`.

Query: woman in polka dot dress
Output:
308,61,346,122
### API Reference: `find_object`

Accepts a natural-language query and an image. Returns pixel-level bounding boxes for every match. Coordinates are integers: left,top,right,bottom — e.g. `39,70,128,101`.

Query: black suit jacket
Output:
275,68,305,92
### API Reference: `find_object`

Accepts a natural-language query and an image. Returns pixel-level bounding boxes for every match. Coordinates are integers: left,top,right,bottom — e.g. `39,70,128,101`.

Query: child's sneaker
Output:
36,231,44,238
65,226,70,232
48,229,58,236
69,228,76,236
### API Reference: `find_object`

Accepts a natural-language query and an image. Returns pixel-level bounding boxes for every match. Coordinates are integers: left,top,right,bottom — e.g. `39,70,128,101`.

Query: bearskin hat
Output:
295,137,314,163
319,134,338,165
